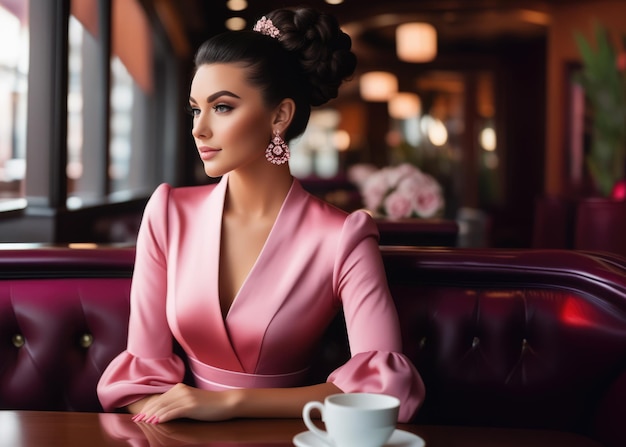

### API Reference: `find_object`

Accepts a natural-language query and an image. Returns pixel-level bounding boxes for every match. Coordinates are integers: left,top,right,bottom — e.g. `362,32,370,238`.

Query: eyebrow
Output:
189,90,241,104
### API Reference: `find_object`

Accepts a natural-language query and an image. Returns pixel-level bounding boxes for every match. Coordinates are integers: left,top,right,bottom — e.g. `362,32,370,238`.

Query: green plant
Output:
574,22,626,197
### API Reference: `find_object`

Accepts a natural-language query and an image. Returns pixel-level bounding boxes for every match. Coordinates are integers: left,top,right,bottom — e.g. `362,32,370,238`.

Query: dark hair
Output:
193,7,357,141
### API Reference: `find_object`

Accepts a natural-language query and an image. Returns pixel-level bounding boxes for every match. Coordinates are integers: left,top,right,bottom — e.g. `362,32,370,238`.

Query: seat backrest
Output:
381,246,626,447
0,246,135,411
2,245,626,447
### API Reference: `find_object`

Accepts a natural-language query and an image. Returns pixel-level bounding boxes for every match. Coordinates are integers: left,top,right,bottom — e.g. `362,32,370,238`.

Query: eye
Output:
213,103,233,113
185,104,200,117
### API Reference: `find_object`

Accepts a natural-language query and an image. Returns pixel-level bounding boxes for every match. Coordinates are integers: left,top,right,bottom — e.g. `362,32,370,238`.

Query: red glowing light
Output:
611,179,626,201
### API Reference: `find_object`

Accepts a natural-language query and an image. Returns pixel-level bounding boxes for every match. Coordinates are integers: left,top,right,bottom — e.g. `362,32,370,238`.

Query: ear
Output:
272,98,296,131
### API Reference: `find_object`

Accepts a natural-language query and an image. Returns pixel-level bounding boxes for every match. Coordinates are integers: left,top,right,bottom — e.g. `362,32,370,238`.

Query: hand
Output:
132,383,238,423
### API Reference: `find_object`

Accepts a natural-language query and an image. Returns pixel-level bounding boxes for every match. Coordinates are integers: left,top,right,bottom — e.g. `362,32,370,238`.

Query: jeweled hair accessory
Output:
253,16,281,39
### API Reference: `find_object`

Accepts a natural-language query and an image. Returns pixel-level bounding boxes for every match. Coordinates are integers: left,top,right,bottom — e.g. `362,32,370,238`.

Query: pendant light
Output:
359,71,398,102
396,22,437,63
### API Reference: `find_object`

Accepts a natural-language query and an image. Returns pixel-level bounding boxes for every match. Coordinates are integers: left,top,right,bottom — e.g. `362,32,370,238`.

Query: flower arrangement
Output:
348,163,445,219
574,22,626,197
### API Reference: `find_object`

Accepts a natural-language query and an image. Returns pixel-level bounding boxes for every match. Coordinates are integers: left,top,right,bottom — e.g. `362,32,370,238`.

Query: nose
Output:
191,113,210,139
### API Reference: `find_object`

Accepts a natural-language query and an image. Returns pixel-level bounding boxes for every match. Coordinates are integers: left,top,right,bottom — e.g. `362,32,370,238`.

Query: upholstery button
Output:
419,337,426,349
12,334,25,348
79,333,94,348
472,336,480,348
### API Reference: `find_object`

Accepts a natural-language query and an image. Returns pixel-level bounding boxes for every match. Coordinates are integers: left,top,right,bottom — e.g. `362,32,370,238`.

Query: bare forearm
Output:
124,382,341,422
230,382,342,418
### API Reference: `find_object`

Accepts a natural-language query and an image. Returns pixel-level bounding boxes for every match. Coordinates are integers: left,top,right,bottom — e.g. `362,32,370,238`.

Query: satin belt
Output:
188,356,310,390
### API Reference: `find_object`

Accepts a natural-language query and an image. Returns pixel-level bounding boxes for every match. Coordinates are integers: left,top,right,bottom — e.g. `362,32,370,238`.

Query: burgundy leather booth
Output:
1,245,626,447
0,245,134,412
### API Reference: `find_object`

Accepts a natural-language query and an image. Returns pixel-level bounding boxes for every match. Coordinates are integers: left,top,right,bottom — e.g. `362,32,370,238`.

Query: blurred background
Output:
1,0,625,253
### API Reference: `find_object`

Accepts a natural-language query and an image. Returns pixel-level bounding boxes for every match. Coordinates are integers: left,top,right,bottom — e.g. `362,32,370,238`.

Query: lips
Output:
198,146,220,161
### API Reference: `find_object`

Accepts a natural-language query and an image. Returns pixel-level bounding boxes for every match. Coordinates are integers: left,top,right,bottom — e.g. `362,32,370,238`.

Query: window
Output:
0,0,183,243
67,0,161,208
66,14,87,205
108,0,157,200
0,0,28,211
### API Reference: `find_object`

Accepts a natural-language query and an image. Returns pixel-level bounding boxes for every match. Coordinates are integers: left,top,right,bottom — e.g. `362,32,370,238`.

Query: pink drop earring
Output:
265,130,290,165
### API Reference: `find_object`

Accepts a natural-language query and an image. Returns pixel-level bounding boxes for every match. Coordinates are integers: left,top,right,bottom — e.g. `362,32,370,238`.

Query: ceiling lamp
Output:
225,17,246,30
388,92,421,119
359,71,398,102
226,0,247,11
396,22,437,63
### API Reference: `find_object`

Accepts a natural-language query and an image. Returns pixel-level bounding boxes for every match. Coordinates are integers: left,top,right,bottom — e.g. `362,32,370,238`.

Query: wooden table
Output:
0,410,605,447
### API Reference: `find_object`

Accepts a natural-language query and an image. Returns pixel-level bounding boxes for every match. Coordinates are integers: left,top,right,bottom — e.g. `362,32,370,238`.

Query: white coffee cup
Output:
302,393,400,447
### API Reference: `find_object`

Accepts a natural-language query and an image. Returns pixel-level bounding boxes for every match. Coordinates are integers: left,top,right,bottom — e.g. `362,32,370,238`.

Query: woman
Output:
97,7,425,424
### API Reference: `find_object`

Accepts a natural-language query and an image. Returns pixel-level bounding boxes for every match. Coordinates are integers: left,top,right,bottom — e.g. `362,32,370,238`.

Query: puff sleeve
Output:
327,211,425,422
97,183,185,411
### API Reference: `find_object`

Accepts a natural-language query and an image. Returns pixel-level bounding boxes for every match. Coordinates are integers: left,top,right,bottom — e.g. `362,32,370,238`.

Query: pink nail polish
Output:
132,413,145,422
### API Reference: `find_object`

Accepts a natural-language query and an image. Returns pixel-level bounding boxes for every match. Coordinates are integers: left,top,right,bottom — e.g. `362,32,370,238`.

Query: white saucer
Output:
293,429,425,447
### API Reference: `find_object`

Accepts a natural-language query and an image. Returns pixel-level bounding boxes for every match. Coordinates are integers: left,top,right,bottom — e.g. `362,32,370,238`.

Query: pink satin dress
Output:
97,174,425,422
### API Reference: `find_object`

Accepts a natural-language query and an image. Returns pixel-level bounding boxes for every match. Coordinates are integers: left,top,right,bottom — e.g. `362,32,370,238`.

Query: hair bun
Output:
268,8,357,106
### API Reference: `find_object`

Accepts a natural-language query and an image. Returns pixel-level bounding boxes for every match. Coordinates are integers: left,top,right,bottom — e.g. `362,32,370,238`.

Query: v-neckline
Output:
173,174,309,373
216,174,295,321
218,217,273,320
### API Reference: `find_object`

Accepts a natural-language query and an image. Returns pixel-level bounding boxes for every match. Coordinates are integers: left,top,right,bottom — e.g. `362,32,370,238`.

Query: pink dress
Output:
97,174,425,422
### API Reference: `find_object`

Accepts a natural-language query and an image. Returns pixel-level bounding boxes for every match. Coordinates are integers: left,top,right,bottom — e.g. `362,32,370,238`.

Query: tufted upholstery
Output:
386,247,626,447
0,246,134,411
1,245,626,447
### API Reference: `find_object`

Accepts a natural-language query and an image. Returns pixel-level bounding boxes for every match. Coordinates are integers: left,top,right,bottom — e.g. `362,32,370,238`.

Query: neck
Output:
224,167,293,219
